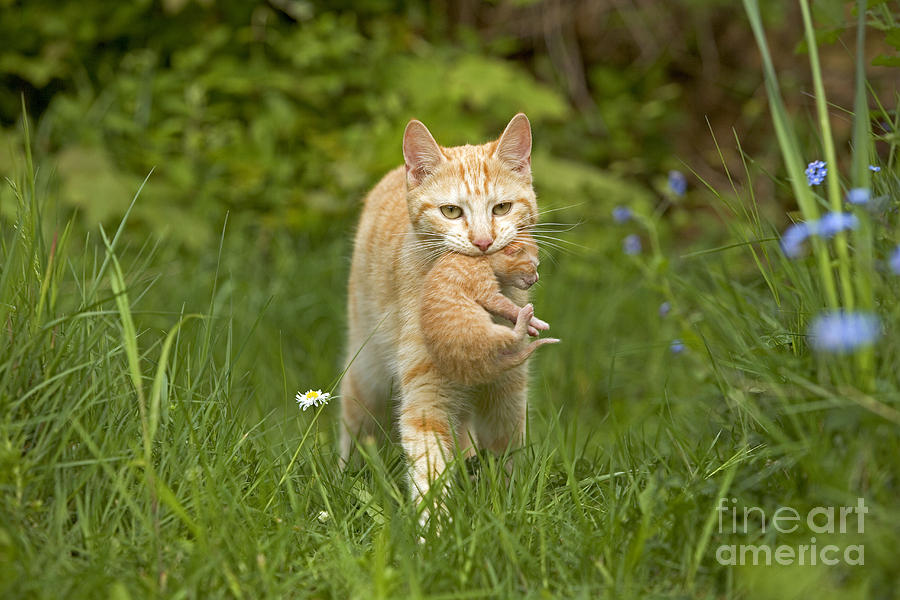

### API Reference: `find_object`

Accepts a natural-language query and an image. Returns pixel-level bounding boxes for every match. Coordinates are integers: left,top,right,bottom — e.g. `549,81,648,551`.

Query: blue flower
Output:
845,188,870,205
612,206,633,223
808,311,880,354
780,222,811,258
670,339,685,354
818,212,859,238
805,160,827,186
890,246,900,275
623,234,642,255
868,165,881,173
659,301,671,317
668,170,687,196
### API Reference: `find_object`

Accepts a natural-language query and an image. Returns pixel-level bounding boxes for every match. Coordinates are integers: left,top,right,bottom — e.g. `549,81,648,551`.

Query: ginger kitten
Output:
421,234,559,386
341,113,539,521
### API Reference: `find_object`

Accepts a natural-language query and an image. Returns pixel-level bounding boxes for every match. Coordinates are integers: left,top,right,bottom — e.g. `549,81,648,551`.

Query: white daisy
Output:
295,389,331,411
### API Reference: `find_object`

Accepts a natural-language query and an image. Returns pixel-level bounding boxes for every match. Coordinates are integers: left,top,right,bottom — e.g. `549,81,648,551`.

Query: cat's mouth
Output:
457,246,498,257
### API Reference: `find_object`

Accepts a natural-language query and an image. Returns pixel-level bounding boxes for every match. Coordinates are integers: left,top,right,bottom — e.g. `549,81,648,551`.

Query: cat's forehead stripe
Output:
443,154,495,201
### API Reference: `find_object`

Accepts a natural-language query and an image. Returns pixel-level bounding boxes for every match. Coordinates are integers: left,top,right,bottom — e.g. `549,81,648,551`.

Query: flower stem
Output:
799,0,855,313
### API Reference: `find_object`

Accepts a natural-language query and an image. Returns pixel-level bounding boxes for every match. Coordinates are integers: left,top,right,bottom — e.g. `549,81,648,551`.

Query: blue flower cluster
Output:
780,212,859,258
805,160,827,186
818,212,859,237
612,206,633,223
781,223,811,258
868,165,881,173
670,339,685,354
845,188,870,205
891,246,900,275
808,311,881,354
668,170,687,196
659,301,671,317
623,234,642,256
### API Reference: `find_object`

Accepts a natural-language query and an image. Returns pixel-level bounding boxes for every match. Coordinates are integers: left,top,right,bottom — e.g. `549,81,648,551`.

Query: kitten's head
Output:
489,235,540,290
403,114,538,257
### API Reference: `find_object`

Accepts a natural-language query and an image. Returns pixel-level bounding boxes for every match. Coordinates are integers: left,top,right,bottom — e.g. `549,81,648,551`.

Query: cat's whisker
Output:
406,241,449,252
526,232,580,244
532,220,582,226
532,202,585,218
403,239,445,246
525,238,578,256
410,246,451,272
527,227,582,235
512,209,581,225
527,234,588,250
528,236,584,249
407,241,447,250
391,231,446,241
535,246,560,266
410,245,445,259
527,234,581,246
510,234,540,252
521,221,583,232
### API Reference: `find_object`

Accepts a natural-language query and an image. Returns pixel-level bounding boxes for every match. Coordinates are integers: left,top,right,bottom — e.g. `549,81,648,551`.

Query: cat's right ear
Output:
403,119,444,187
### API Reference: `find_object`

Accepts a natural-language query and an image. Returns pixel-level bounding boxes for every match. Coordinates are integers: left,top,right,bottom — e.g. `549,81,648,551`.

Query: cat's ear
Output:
495,113,532,174
403,119,444,186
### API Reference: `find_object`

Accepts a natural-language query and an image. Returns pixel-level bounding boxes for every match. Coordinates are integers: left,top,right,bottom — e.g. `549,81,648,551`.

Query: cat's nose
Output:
472,237,493,252
524,272,538,287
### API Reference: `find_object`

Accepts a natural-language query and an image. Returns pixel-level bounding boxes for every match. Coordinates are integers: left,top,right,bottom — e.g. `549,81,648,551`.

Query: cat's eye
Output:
440,205,463,219
492,202,512,216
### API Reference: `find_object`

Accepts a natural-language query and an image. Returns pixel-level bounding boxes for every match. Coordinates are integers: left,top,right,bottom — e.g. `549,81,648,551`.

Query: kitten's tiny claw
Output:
527,326,539,337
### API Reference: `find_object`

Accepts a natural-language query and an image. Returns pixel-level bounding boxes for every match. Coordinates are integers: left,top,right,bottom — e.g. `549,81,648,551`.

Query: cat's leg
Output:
397,352,459,525
339,341,392,467
471,364,529,458
455,409,478,459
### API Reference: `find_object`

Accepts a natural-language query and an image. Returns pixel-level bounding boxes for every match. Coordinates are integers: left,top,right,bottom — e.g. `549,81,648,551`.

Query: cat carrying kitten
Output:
341,113,541,520
421,233,559,386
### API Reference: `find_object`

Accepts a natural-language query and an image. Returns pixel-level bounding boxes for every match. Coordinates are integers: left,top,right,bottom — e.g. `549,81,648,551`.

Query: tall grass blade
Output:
743,0,839,310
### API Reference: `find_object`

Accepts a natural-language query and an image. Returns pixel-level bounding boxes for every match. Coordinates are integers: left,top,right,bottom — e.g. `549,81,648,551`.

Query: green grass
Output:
3,7,900,599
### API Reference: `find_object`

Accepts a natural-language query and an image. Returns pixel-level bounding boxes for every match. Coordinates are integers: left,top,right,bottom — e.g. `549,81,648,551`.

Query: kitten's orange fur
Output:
421,235,559,386
340,114,541,520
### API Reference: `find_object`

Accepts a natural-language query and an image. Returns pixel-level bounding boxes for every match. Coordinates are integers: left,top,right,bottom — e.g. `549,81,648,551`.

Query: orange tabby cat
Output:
421,234,559,386
341,114,539,520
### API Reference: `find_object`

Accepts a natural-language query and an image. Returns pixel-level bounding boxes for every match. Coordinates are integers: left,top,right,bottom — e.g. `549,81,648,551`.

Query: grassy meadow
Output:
2,1,900,598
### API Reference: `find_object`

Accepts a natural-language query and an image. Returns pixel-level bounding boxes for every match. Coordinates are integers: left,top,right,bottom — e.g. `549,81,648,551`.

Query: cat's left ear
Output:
495,113,532,175
403,119,445,187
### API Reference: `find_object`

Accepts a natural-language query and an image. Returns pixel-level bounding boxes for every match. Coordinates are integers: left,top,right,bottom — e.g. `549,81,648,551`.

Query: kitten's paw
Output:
514,303,535,337
527,326,540,337
529,316,550,331
519,303,535,319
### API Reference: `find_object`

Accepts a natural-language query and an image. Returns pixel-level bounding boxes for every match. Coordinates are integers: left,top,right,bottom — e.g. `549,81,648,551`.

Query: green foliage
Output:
2,118,899,595
2,1,900,598
0,1,583,248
